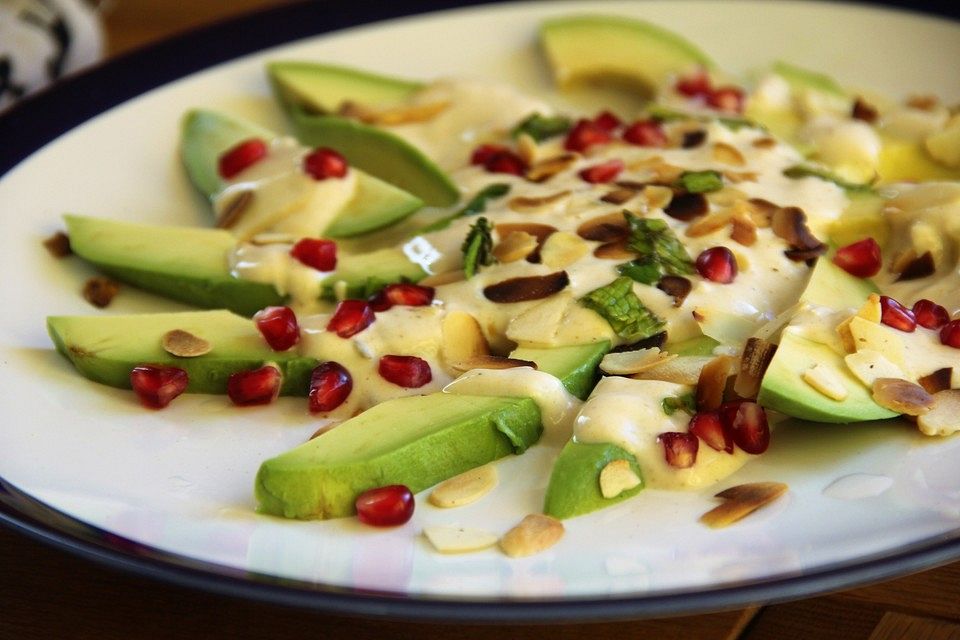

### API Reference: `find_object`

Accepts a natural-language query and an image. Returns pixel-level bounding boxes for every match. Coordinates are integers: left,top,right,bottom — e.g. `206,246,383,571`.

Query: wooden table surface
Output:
2,2,959,638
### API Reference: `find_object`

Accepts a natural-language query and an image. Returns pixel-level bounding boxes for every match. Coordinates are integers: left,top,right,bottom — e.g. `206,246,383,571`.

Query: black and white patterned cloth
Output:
0,0,103,111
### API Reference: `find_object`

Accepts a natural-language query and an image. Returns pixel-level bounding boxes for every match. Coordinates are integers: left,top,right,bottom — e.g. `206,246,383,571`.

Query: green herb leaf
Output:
661,393,696,416
644,104,759,131
624,212,695,276
419,183,511,234
462,216,494,279
511,112,572,142
617,256,662,285
783,164,876,194
676,170,724,194
580,276,665,342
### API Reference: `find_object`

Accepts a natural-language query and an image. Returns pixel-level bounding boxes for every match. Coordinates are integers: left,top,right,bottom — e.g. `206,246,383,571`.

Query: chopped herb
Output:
419,183,511,233
783,164,875,194
511,112,572,142
624,212,695,276
676,170,724,194
462,217,494,278
580,276,665,342
644,104,759,131
617,256,662,285
662,393,697,416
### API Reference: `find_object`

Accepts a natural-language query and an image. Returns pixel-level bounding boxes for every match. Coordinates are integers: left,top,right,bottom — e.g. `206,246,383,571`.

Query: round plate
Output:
1,0,959,623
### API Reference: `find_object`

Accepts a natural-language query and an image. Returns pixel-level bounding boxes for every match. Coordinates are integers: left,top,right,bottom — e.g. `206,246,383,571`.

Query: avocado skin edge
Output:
543,440,644,520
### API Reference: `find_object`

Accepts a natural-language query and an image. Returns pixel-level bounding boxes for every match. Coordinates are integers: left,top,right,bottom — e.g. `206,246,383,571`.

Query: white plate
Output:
1,0,959,621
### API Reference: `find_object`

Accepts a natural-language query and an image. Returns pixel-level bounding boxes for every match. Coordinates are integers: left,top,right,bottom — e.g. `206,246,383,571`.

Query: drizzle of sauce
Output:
822,473,893,500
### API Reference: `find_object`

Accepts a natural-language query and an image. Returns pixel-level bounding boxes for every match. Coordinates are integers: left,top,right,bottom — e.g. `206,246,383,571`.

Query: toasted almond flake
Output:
848,317,910,374
576,212,629,242
507,190,571,213
593,241,635,260
918,367,953,395
82,276,120,308
802,363,849,400
216,190,254,229
539,231,589,269
599,459,642,499
161,329,212,358
685,209,733,237
700,482,788,529
441,310,489,370
733,249,750,272
336,100,377,120
627,156,685,183
871,378,934,415
752,137,778,149
722,170,759,183
707,187,748,208
423,525,499,554
906,94,939,111
515,132,539,165
656,275,692,307
836,317,856,353
601,188,637,205
600,348,676,375
642,184,674,210
633,355,717,385
249,232,297,246
365,100,450,125
419,270,466,287
730,213,758,246
844,349,907,388
735,337,778,399
916,390,960,436
483,271,569,303
428,464,498,508
449,355,537,373
492,230,538,263
500,514,564,558
526,154,577,182
712,142,746,166
696,355,734,411
43,231,72,257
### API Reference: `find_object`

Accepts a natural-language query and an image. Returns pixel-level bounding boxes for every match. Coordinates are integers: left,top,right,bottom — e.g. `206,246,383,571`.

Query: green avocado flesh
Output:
268,61,423,114
65,215,283,316
47,310,318,395
543,441,643,520
540,15,713,93
255,394,542,519
319,247,426,301
772,61,847,98
510,341,610,400
756,258,897,423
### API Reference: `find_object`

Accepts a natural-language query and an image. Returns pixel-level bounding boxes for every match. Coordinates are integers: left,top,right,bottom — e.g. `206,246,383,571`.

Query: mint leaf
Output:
676,170,724,194
617,256,662,285
580,276,665,342
624,213,695,276
661,393,696,416
420,183,510,233
462,216,494,279
511,112,571,142
783,164,875,194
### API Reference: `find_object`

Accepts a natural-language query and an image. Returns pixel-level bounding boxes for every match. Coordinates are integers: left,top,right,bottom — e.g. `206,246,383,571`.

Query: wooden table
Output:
2,2,959,638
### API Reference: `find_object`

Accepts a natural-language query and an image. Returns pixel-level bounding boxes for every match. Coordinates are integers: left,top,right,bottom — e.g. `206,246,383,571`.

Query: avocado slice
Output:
181,109,423,238
756,259,898,423
771,60,848,99
509,341,610,400
268,61,422,114
539,14,713,94
543,441,643,520
47,310,318,395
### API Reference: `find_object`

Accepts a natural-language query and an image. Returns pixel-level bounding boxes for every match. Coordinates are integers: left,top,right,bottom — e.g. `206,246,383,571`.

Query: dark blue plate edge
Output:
1,0,959,624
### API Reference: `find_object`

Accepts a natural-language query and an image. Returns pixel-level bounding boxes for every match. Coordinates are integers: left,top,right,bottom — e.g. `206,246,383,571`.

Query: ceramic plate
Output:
1,0,959,622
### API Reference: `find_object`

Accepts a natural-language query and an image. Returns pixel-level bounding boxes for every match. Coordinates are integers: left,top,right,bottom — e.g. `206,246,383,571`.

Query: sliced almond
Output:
499,514,564,558
492,230,538,263
848,317,910,375
43,231,71,258
685,209,734,237
633,355,715,385
441,311,489,368
249,232,297,246
729,213,758,246
712,142,746,166
656,275,692,307
752,137,778,149
599,459,642,499
82,276,120,308
507,190,571,213
722,170,759,183
916,390,960,436
526,154,577,182
449,355,536,373
515,132,539,165
495,222,557,262
576,212,629,242
871,378,934,415
593,240,636,260
918,367,953,395
600,348,676,375
696,355,734,411
216,190,254,229
419,270,466,287
734,337,778,399
707,187,748,208
626,156,685,183
770,205,824,252
366,100,450,125
700,482,788,528
600,188,637,205
423,525,498,554
428,464,498,508
642,184,674,210
161,329,212,358
802,363,849,401
483,271,569,303
540,231,589,269
836,317,857,354
844,349,907,388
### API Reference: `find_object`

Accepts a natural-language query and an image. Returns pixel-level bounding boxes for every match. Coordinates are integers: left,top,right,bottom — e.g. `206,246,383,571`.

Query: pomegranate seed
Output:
483,150,527,176
659,432,699,468
470,144,507,165
592,110,622,131
368,283,435,312
696,246,738,283
721,401,770,454
675,70,712,97
833,238,882,278
940,320,960,348
707,86,745,113
302,147,348,180
564,118,613,153
326,300,375,338
308,361,353,413
227,365,281,406
578,159,625,184
622,119,668,147
688,411,733,453
290,238,337,271
912,299,950,330
130,365,188,409
253,306,299,351
378,355,432,388
879,295,917,332
355,485,415,527
218,138,268,179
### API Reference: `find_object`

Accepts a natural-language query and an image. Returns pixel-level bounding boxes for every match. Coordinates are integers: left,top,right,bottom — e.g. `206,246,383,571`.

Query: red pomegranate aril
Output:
308,361,353,413
592,110,622,131
688,411,734,454
722,401,770,454
368,283,435,312
302,147,348,180
578,159,625,184
675,70,712,97
659,432,699,468
130,365,188,409
326,300,375,338
696,246,738,283
470,144,507,165
218,138,268,179
941,320,960,348
622,119,668,147
253,306,299,351
290,238,337,271
833,238,882,278
355,485,415,527
707,86,745,113
378,355,432,388
484,150,527,176
879,295,917,332
912,299,950,330
227,365,281,406
564,118,613,153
